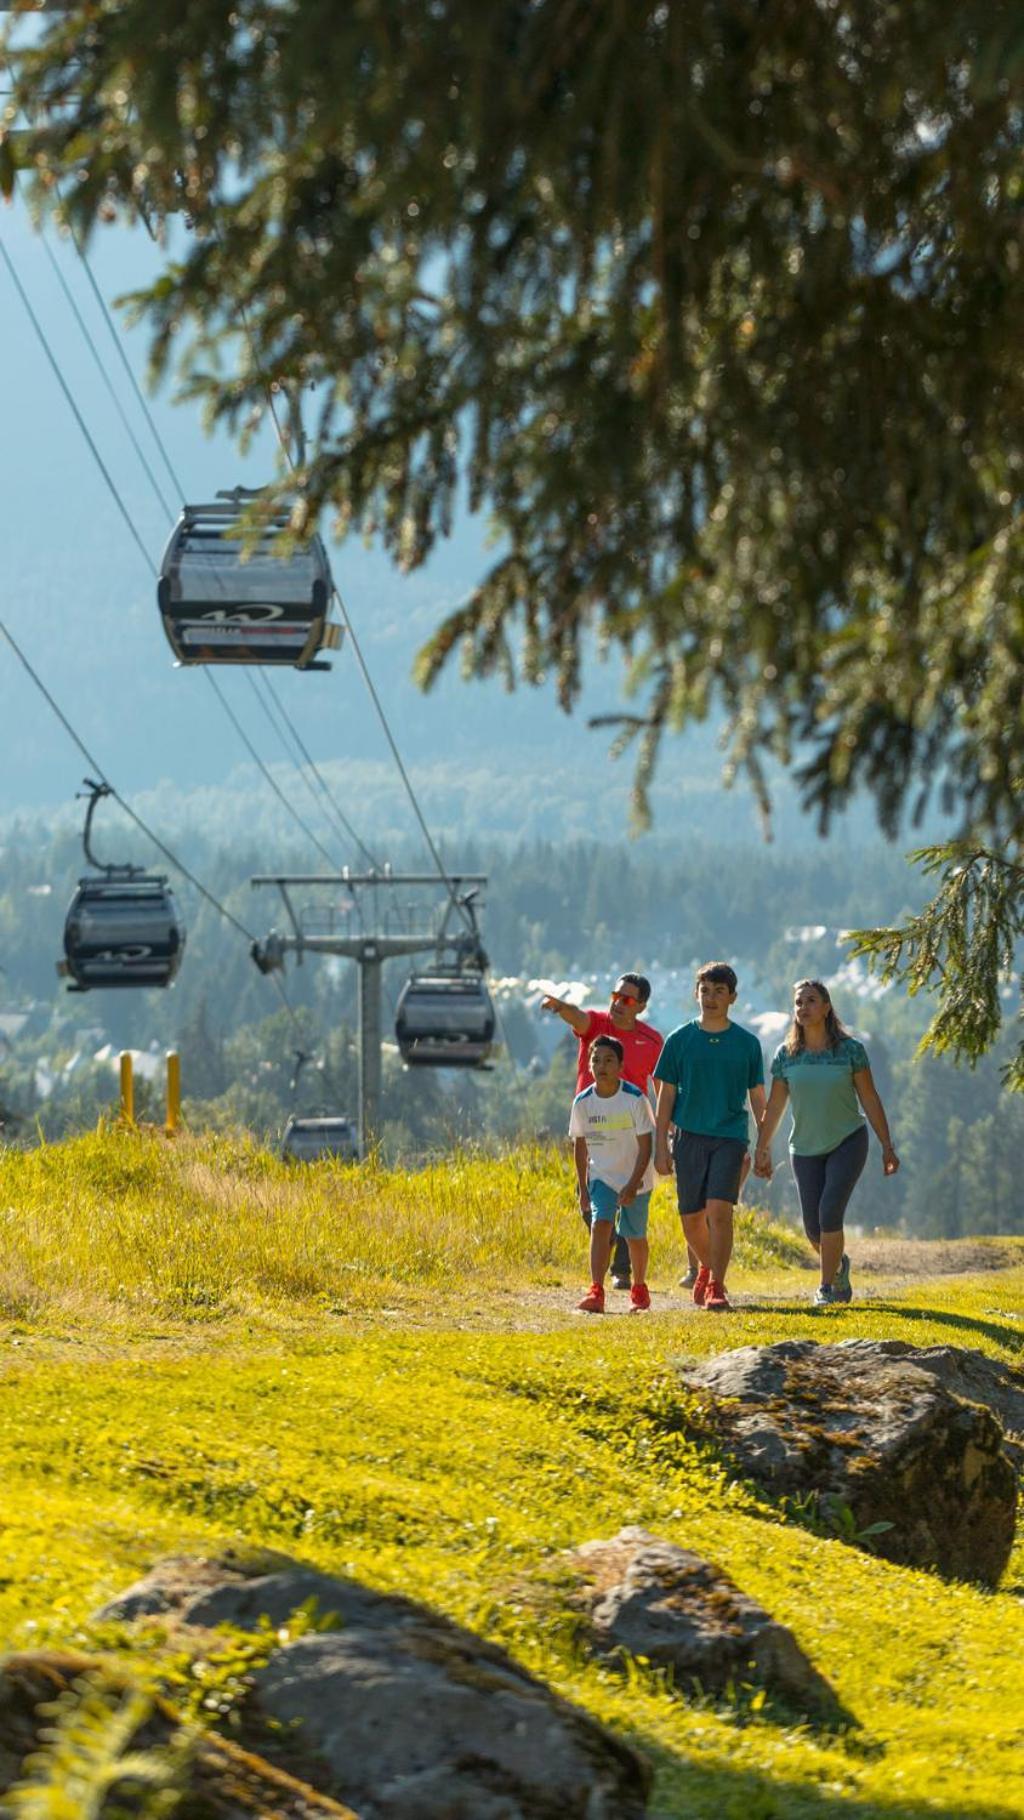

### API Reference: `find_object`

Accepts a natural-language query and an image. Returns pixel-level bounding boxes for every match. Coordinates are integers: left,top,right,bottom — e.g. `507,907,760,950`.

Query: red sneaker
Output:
704,1278,731,1311
628,1283,651,1313
577,1283,605,1314
692,1266,711,1307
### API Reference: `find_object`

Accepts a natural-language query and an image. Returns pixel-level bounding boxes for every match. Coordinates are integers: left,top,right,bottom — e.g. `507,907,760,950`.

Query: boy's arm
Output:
573,1136,591,1211
748,1082,767,1128
619,1132,653,1206
541,994,591,1036
654,1078,676,1174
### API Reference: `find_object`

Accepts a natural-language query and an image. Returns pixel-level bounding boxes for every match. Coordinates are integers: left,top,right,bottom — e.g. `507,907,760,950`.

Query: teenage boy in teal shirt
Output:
654,961,766,1311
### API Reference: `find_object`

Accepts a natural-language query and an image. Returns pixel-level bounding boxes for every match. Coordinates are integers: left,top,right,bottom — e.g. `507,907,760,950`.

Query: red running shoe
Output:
577,1283,605,1314
692,1265,711,1307
704,1278,731,1311
629,1282,651,1313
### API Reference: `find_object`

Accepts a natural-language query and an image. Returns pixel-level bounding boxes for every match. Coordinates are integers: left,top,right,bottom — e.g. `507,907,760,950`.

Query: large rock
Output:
677,1341,1018,1585
569,1527,840,1717
834,1340,1024,1476
0,1650,356,1818
98,1555,651,1819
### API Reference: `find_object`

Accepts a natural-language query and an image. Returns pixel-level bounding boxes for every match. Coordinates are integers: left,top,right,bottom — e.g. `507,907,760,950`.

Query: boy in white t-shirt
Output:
568,1035,655,1314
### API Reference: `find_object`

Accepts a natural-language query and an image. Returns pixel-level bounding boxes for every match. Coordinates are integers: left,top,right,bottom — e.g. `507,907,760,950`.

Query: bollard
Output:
119,1050,135,1125
165,1050,181,1136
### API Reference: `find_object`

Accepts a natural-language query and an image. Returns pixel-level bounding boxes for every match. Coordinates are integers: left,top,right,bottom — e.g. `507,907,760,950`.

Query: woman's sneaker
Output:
832,1254,853,1304
813,1282,836,1307
704,1278,731,1311
577,1283,605,1314
678,1265,698,1289
692,1266,712,1307
629,1283,651,1313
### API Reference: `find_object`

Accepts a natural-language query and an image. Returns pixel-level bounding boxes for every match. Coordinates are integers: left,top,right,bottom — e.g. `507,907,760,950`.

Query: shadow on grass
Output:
634,1731,1022,1820
740,1299,1024,1353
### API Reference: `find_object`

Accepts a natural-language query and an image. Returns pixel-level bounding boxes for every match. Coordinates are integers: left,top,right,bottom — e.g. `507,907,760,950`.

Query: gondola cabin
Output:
281,1115,359,1163
158,501,342,668
395,971,496,1067
59,875,185,991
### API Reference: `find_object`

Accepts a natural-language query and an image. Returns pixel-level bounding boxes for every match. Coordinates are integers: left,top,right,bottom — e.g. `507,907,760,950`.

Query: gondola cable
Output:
256,671,383,871
0,611,307,1031
0,612,256,946
56,212,381,877
1,222,362,884
37,216,178,522
219,261,476,932
202,669,343,875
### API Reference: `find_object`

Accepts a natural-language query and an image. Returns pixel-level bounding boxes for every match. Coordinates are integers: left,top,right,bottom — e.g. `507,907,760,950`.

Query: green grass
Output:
1,1131,1023,1819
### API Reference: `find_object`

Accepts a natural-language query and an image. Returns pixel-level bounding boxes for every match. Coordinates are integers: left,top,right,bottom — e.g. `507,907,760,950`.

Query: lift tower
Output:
250,870,488,1157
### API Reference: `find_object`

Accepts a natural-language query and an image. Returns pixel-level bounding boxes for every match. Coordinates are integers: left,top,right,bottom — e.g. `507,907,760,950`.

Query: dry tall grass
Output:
0,1129,802,1323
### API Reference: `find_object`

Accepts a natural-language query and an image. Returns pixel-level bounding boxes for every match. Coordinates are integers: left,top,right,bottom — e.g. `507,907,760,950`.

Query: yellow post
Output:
166,1050,181,1136
119,1050,135,1126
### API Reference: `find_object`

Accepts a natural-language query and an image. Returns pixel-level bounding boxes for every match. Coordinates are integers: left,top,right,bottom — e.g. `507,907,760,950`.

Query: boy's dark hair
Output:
616,971,651,1004
696,961,738,993
590,1034,624,1064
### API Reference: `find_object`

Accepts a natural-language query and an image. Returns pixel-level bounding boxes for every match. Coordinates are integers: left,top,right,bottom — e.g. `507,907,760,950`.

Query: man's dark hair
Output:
616,971,651,1005
696,961,738,993
591,1034,624,1064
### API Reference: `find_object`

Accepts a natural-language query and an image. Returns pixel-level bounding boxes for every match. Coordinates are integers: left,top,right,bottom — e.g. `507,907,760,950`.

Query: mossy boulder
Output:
568,1527,842,1718
98,1554,651,1819
677,1340,1018,1584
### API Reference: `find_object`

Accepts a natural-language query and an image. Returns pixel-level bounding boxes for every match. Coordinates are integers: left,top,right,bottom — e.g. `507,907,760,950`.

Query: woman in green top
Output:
754,980,899,1307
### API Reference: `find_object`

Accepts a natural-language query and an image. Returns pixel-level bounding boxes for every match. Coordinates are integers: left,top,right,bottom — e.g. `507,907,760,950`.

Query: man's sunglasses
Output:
610,990,639,1006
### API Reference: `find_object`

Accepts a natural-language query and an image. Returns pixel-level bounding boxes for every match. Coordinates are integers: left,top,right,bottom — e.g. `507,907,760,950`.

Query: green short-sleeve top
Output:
770,1036,870,1157
654,1019,765,1143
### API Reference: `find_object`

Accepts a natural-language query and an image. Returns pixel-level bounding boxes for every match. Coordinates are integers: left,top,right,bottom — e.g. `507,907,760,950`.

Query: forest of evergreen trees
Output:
1,818,1021,1240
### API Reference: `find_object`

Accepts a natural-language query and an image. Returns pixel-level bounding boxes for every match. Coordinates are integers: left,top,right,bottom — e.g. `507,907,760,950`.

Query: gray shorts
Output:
674,1130,747,1215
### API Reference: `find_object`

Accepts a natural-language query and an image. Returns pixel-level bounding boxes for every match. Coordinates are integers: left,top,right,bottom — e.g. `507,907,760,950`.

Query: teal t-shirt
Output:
770,1036,869,1156
654,1019,765,1143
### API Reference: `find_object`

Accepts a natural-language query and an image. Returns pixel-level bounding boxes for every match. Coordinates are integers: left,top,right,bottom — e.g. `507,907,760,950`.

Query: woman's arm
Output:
853,1068,899,1174
754,1078,789,1175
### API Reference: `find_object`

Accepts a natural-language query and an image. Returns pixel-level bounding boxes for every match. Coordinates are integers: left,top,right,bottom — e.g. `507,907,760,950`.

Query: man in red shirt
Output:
543,972,665,1289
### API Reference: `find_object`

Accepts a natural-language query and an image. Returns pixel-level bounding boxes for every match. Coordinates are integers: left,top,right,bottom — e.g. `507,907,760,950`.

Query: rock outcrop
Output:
98,1553,651,1819
569,1527,839,1716
834,1340,1024,1475
677,1340,1018,1584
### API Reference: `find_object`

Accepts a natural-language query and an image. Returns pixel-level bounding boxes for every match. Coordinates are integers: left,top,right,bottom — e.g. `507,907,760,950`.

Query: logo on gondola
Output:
94,946,154,964
194,606,288,623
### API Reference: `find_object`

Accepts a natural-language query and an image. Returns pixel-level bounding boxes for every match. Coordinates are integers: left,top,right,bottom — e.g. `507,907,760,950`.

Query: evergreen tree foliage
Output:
4,3,1024,1074
849,844,1024,1086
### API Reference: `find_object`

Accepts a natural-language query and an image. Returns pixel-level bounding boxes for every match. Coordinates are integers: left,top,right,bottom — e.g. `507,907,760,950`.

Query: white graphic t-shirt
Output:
568,1081,656,1192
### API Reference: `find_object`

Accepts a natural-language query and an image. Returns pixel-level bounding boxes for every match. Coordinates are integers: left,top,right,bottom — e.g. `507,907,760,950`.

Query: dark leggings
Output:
791,1124,869,1244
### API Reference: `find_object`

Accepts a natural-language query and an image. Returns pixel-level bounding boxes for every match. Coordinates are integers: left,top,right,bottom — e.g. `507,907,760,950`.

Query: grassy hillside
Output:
1,1132,1022,1819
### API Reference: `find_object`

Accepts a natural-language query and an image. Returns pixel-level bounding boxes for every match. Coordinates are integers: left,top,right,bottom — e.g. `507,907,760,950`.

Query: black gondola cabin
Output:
60,874,185,991
158,500,342,668
395,971,496,1067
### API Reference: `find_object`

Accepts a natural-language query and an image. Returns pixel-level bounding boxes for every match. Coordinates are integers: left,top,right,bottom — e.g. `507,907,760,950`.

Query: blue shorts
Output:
589,1177,651,1239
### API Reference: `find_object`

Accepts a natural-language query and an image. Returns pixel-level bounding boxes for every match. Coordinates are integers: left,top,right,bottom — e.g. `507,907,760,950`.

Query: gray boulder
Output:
98,1556,650,1820
570,1527,839,1716
833,1340,1024,1475
678,1340,1018,1585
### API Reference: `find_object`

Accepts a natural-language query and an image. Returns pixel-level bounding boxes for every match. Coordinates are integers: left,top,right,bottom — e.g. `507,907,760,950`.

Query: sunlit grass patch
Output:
0,1131,1022,1818
0,1130,804,1327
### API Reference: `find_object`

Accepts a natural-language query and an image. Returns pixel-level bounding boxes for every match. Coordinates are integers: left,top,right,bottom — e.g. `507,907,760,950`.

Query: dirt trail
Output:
416,1237,1024,1332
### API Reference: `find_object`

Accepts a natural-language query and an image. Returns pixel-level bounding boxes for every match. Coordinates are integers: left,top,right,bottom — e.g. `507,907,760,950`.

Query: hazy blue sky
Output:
0,192,929,860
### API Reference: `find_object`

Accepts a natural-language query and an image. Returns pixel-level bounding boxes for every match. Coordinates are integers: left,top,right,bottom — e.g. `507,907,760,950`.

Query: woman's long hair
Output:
785,979,851,1055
